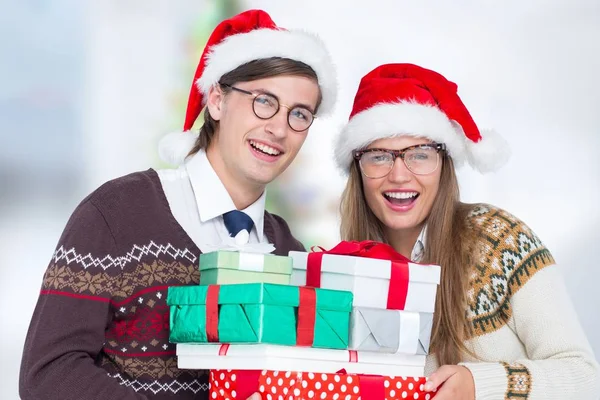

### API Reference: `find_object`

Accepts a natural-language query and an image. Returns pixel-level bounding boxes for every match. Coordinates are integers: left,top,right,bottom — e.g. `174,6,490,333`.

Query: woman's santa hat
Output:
159,9,338,166
334,63,510,174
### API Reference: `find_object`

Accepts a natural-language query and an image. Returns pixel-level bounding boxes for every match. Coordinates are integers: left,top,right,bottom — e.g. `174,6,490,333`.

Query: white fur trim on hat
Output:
465,128,511,173
158,131,199,166
197,28,338,116
334,101,511,174
334,101,468,172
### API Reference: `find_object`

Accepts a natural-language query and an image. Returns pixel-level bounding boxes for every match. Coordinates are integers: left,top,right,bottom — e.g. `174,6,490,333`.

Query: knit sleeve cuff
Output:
459,362,510,400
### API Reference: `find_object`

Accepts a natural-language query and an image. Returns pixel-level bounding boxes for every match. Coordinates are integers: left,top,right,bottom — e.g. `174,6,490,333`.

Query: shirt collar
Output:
185,150,266,240
411,224,428,262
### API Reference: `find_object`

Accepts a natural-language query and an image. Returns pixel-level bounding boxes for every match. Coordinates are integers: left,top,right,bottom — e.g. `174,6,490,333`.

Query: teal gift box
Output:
167,283,352,350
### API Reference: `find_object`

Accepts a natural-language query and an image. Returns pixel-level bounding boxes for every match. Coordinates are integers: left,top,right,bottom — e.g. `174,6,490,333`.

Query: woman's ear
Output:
206,84,225,121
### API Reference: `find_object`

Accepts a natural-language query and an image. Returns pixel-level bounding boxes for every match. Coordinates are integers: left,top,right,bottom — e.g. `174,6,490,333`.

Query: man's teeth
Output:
250,140,281,156
384,192,419,199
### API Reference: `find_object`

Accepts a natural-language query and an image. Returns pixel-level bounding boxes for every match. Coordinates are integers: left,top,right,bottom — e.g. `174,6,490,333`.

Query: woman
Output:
335,63,599,399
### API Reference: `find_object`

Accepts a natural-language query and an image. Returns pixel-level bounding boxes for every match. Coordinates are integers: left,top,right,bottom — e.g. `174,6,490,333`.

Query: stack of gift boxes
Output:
167,241,440,399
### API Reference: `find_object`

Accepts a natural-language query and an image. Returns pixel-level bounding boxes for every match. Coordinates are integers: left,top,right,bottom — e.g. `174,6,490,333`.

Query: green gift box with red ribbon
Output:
166,283,353,349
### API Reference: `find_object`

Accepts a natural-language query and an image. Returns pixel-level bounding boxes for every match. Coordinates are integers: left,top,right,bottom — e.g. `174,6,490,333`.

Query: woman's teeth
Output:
384,191,419,200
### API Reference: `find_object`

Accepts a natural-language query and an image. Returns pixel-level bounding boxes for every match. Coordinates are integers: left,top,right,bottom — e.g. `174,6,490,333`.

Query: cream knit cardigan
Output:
422,204,599,399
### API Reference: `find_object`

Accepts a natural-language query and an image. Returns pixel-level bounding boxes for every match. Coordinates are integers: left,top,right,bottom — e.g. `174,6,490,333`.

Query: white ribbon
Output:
238,253,266,272
234,229,250,246
395,311,421,355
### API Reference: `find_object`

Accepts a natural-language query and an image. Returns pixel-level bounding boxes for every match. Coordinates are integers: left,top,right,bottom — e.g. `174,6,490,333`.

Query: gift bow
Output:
307,240,411,310
310,240,411,261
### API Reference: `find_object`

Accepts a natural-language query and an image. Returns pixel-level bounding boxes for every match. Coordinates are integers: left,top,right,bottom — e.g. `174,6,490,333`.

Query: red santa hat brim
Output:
334,101,510,174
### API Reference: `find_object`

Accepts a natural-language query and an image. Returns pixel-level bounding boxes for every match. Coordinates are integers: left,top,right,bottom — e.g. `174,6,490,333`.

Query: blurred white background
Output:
1,0,599,398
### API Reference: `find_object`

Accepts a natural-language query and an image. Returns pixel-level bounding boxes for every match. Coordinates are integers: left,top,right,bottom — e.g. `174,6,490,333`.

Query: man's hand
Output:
424,365,475,400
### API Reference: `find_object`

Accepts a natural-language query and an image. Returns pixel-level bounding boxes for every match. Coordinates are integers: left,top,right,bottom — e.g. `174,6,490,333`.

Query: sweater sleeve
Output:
19,199,147,400
461,264,600,400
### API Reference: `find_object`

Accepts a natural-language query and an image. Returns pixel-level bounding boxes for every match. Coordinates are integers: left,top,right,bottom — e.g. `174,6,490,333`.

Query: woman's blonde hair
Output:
340,155,476,365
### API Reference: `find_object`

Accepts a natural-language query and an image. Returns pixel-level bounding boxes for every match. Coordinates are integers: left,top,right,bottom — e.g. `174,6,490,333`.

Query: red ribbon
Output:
296,287,317,346
237,370,261,399
334,369,385,400
388,258,410,310
357,375,386,400
348,350,358,363
218,344,230,355
306,240,411,310
335,370,431,400
212,368,261,400
206,285,220,342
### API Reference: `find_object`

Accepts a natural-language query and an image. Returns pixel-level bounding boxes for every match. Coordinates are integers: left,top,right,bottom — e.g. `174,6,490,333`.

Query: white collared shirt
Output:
410,225,428,262
156,150,268,253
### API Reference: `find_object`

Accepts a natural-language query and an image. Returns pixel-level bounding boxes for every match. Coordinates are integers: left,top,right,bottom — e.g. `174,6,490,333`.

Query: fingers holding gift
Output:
424,365,475,400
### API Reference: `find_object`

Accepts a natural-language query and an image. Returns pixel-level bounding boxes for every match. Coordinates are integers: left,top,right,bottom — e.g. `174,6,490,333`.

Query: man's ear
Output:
206,84,225,121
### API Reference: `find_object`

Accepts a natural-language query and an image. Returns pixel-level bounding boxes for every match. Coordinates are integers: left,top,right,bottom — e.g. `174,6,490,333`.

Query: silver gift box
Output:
349,307,433,355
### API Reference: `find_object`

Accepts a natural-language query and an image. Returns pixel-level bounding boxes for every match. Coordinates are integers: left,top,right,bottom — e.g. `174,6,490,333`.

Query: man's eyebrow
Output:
294,102,316,114
252,87,316,113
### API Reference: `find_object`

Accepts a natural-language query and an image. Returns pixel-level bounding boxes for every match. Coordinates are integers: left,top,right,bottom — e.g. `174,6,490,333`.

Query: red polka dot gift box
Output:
209,369,436,400
289,241,441,313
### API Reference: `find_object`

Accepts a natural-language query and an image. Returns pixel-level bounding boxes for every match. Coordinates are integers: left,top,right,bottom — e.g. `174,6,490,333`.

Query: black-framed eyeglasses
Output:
353,143,447,178
219,83,316,132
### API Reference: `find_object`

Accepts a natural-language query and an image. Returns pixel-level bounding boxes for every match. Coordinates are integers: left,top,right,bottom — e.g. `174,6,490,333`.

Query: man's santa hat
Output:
159,9,337,166
334,63,510,174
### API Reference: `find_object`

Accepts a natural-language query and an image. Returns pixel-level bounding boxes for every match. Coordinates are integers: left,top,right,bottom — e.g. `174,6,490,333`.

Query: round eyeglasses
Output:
353,143,446,178
220,83,316,132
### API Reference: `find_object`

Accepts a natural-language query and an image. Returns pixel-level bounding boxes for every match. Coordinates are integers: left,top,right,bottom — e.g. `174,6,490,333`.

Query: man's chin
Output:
246,159,288,183
243,168,279,187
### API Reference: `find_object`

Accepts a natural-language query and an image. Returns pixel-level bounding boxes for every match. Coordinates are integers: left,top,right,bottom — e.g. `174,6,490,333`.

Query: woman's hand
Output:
424,365,475,400
246,393,261,400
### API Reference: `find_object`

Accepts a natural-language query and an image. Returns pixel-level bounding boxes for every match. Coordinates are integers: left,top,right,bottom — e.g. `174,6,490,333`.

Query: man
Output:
19,9,337,400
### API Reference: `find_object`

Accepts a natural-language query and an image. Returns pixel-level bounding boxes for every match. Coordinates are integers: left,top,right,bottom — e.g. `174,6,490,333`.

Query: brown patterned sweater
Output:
19,169,305,400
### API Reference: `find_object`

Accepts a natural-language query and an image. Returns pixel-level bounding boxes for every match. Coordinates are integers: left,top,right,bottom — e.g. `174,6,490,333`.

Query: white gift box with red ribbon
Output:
176,343,426,377
289,241,441,313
